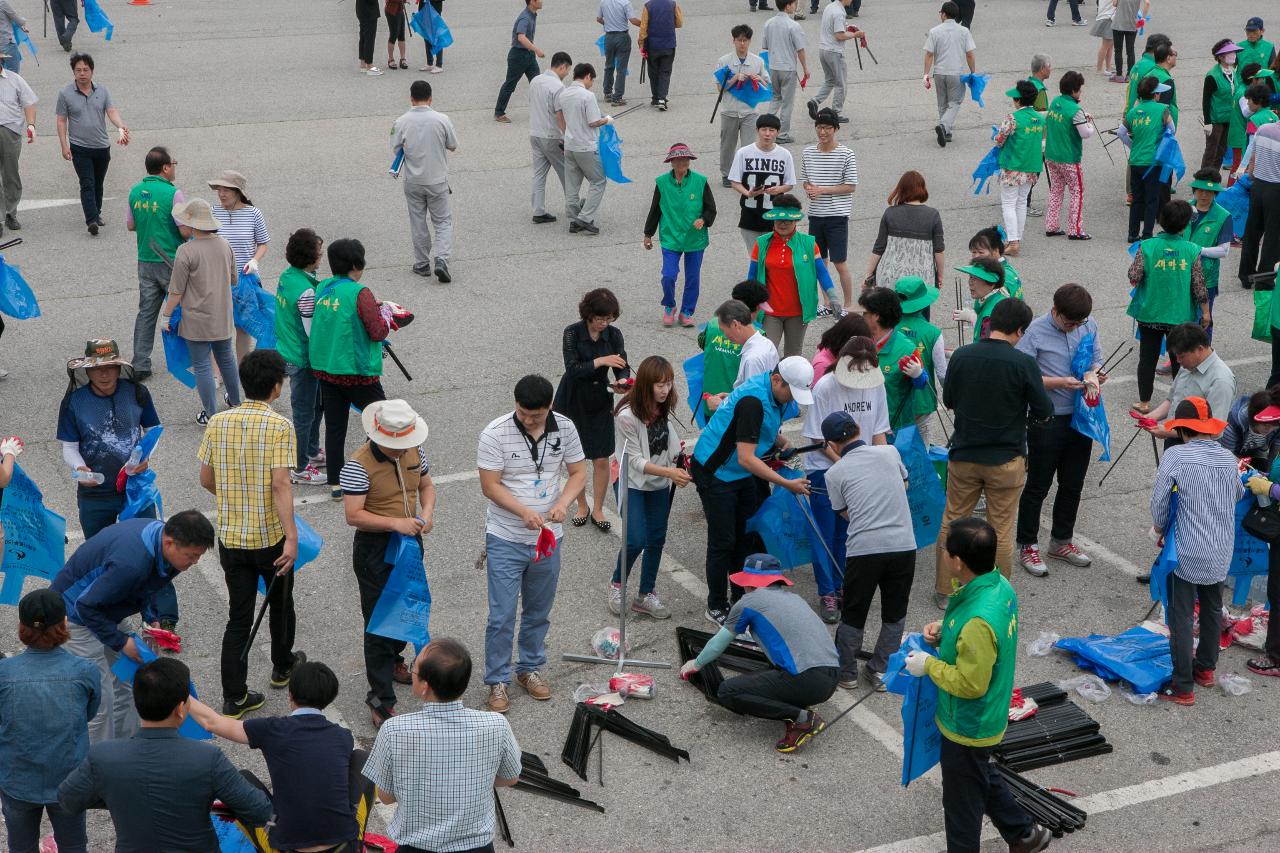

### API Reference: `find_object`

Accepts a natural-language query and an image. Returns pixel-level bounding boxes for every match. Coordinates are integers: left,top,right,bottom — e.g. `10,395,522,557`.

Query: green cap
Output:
1188,178,1224,193
894,276,940,313
955,263,1001,284
762,206,804,221
1256,69,1277,80
1004,86,1022,99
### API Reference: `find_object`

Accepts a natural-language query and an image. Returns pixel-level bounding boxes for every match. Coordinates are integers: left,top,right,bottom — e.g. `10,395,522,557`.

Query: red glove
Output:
115,467,129,494
858,35,869,48
382,300,415,331
534,526,558,562
800,74,809,89
751,79,760,91
1129,412,1157,430
142,626,183,653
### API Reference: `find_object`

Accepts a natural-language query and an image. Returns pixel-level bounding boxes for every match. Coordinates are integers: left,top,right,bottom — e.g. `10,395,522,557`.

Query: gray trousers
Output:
66,621,140,743
769,69,799,135
719,112,757,178
530,136,566,217
0,127,21,218
762,313,807,358
132,261,171,372
934,74,965,134
1167,574,1223,694
565,149,606,226
404,180,453,268
814,50,846,112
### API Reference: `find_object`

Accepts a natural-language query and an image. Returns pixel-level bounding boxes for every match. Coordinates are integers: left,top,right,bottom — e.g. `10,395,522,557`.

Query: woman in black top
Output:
555,288,630,531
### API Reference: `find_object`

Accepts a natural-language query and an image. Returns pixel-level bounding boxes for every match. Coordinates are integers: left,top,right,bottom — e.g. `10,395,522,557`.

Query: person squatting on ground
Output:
340,399,436,729
680,554,839,754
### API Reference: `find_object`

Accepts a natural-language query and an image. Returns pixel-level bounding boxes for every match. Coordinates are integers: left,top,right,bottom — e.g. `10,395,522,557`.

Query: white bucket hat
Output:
361,400,429,450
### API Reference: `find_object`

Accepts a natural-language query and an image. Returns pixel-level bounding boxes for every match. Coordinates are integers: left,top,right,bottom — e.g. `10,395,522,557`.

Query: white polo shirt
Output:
478,412,585,544
556,81,603,153
735,332,780,387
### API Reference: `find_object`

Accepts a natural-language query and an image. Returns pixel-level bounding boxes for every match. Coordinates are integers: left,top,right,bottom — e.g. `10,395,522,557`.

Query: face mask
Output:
1223,55,1237,66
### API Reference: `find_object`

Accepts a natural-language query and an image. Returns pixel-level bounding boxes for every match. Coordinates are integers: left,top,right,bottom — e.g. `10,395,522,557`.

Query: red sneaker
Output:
1193,668,1215,688
1157,687,1194,706
775,711,825,752
1246,655,1280,677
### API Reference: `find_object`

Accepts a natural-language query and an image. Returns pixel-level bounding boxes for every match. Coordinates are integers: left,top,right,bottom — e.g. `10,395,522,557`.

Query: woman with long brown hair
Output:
864,170,945,292
610,355,691,618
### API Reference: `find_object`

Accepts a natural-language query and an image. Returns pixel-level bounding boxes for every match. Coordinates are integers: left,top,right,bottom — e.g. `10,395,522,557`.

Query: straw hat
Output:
172,198,221,232
361,400,429,450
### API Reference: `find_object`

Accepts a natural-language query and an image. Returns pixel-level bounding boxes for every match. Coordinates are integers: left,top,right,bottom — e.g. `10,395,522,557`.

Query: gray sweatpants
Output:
0,127,22,218
769,69,799,136
404,180,453,268
565,149,607,227
530,136,566,217
762,313,807,358
814,50,846,112
66,621,140,743
719,112,756,178
934,74,965,134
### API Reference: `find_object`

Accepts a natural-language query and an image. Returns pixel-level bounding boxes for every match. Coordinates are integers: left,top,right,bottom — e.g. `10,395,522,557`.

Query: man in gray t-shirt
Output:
391,80,458,281
761,0,808,141
55,52,130,234
922,2,976,146
821,412,917,691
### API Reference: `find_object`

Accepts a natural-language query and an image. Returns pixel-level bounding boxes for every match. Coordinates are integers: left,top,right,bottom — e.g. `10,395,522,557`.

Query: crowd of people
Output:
0,0,1279,851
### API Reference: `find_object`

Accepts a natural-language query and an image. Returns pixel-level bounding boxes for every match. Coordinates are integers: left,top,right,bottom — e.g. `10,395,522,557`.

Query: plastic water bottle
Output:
124,447,144,476
72,470,105,485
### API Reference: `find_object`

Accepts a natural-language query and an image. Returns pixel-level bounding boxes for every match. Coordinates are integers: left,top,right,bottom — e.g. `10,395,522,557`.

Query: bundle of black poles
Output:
994,683,1112,772
994,765,1089,838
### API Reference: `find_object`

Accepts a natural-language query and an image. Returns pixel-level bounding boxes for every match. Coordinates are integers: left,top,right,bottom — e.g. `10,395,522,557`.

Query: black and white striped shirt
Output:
211,204,270,269
1150,439,1244,584
800,144,859,218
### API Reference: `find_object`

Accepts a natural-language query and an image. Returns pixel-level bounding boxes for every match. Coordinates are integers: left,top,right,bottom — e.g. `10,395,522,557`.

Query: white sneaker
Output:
631,591,671,619
1047,540,1092,567
290,465,328,485
366,66,384,77
608,583,622,616
309,450,327,466
1019,544,1048,577
429,65,443,74
419,64,432,72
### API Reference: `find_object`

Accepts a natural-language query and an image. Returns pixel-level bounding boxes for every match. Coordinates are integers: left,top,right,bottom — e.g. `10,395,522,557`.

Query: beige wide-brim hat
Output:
172,198,221,232
207,170,253,205
361,400,429,450
834,355,886,390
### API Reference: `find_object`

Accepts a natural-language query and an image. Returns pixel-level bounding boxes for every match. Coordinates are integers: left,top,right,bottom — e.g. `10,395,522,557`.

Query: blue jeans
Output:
286,361,323,470
483,532,562,685
806,469,847,596
1,47,19,75
131,261,171,373
611,487,673,595
188,337,242,416
0,791,87,853
660,248,704,317
77,493,176,621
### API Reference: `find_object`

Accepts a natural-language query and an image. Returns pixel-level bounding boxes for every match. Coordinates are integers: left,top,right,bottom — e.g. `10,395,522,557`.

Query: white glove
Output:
1233,169,1246,180
160,314,173,333
1148,526,1163,545
243,259,259,276
604,115,615,125
679,660,700,680
0,437,22,458
953,307,977,326
1203,124,1214,136
904,651,929,677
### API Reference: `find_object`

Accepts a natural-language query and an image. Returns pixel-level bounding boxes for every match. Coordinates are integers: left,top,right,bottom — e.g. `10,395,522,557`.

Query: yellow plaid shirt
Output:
197,401,297,549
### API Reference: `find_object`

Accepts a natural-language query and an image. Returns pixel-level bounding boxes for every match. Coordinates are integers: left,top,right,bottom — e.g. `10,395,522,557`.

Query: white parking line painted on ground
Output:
855,751,1280,853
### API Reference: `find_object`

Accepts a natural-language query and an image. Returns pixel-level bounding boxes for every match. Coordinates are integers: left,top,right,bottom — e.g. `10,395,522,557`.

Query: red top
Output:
752,235,801,318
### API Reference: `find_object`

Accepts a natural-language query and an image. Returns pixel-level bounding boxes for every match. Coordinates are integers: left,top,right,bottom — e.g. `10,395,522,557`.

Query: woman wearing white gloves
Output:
208,170,271,361
0,435,22,554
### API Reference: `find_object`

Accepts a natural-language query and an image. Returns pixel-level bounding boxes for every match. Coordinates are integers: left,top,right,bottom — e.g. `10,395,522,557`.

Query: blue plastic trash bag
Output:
12,22,36,58
111,634,212,740
1228,493,1269,607
257,515,324,594
1218,174,1251,240
1054,626,1172,695
1070,333,1111,461
971,146,1001,195
0,463,67,605
1148,488,1178,605
1143,129,1186,186
410,3,454,49
232,272,277,348
82,0,113,40
367,534,432,647
0,254,39,319
884,633,941,786
714,66,773,109
598,124,632,184
596,34,606,55
214,817,258,853
120,468,163,521
893,425,946,549
162,306,197,389
760,50,769,71
683,351,709,427
746,468,818,569
961,72,990,108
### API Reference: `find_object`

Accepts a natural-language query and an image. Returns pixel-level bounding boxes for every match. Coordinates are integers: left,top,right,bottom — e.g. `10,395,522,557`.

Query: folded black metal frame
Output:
1018,681,1068,708
996,687,1111,772
561,702,691,782
494,790,514,848
515,751,606,813
994,765,1088,838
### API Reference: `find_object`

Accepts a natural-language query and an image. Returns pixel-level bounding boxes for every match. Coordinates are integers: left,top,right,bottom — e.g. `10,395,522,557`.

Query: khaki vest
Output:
350,442,422,523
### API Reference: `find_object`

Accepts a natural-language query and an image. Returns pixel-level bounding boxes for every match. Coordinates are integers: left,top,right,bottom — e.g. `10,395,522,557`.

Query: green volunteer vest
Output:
1207,65,1238,125
1126,54,1157,111
655,170,710,253
128,176,181,263
1127,233,1199,326
1184,203,1231,291
1126,100,1169,167
273,266,317,368
972,289,1007,343
754,231,821,323
997,108,1044,174
1228,77,1249,149
897,313,941,418
1028,76,1048,112
879,330,921,429
1146,66,1178,125
935,570,1019,746
308,277,383,377
1045,95,1084,164
1001,259,1024,301
700,318,742,398
1253,108,1279,130
1238,39,1275,76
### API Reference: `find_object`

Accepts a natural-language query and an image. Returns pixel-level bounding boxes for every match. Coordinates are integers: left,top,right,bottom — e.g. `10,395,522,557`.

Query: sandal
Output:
387,60,398,69
590,515,612,533
399,59,408,69
1130,402,1151,416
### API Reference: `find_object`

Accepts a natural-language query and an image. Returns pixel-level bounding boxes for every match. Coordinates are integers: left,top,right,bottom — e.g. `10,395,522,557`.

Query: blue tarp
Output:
0,463,67,604
714,66,773,109
1143,128,1186,186
12,22,35,58
0,254,39,319
110,634,212,740
1228,493,1269,607
893,425,946,549
1055,625,1172,694
83,0,113,40
961,72,990,108
971,146,1000,195
232,272,277,348
410,3,454,50
161,307,197,389
1218,174,1252,240
683,351,710,428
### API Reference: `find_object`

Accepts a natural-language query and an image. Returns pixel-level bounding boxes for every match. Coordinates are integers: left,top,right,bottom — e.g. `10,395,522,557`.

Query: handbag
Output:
1242,502,1280,544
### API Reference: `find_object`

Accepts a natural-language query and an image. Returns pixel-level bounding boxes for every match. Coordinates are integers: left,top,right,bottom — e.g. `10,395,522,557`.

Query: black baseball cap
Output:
19,588,66,629
821,411,859,443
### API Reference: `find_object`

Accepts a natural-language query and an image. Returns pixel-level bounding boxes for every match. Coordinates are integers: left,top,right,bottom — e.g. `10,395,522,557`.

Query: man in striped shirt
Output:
1149,397,1243,705
800,108,858,313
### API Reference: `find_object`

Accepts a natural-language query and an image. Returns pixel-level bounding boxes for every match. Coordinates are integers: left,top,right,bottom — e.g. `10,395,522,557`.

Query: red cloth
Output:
753,235,801,318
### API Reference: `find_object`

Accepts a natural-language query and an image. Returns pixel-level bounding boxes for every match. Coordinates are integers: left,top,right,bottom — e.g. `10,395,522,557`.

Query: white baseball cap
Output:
777,356,814,406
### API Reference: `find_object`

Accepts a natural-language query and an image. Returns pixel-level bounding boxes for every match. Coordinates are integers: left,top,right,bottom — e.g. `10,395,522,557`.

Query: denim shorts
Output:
808,215,849,263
